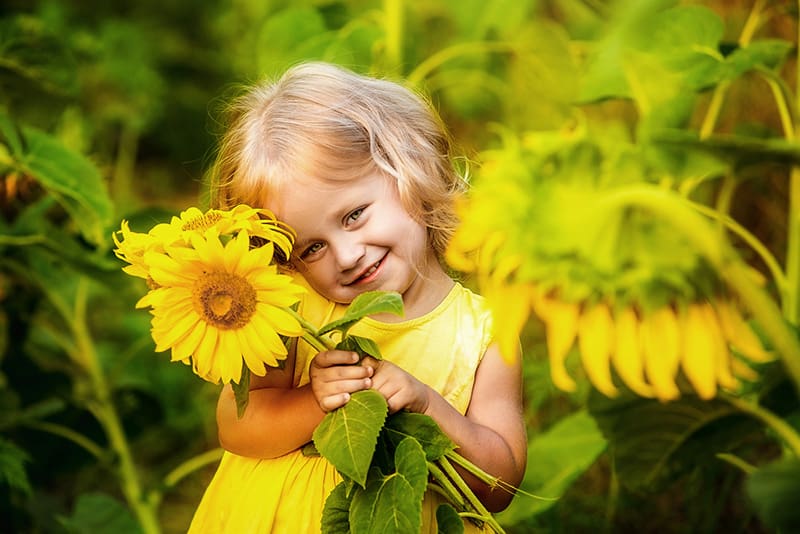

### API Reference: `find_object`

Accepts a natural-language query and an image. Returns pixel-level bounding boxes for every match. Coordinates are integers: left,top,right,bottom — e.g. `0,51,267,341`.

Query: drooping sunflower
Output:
136,229,305,384
448,128,774,402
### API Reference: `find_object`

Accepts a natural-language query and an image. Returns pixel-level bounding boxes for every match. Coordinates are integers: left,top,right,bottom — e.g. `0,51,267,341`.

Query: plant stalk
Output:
383,0,404,72
72,278,161,534
722,394,800,457
437,456,506,534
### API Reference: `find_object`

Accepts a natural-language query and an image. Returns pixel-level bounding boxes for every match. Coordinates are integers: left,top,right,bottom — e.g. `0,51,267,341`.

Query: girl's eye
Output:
345,207,365,225
301,242,324,258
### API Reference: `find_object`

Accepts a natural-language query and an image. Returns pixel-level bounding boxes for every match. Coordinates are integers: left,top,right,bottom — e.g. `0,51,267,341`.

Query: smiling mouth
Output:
348,258,383,285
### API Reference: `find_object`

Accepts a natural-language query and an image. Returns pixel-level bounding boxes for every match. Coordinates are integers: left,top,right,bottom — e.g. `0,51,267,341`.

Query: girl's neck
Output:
373,257,454,323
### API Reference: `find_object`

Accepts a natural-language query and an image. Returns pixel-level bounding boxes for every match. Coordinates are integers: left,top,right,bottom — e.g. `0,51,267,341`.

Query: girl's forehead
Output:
274,173,395,216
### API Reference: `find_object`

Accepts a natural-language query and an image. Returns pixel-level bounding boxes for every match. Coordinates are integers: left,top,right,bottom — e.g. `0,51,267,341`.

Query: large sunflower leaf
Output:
313,389,388,487
0,437,31,495
349,438,428,534
589,393,741,491
321,481,353,534
383,412,456,461
319,291,403,337
0,113,113,248
57,492,139,534
747,457,800,532
497,409,606,524
436,504,465,534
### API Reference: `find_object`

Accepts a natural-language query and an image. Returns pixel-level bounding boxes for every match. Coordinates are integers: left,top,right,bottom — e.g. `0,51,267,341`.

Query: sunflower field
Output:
1,0,799,532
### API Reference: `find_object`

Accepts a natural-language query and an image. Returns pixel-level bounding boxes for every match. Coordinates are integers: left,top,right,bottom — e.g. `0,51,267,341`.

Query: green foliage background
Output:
0,0,797,532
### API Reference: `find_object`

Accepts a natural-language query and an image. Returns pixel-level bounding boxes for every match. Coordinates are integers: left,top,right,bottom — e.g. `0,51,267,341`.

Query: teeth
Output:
359,261,380,280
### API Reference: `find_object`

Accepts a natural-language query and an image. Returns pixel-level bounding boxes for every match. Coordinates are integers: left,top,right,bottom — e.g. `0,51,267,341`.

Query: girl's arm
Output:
364,342,527,512
216,348,373,458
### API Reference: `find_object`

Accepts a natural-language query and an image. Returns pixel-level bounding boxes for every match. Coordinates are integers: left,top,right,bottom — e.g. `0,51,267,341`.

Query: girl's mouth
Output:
350,257,384,285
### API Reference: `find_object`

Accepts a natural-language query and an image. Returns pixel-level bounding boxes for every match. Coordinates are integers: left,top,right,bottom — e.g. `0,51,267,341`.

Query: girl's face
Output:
270,172,452,319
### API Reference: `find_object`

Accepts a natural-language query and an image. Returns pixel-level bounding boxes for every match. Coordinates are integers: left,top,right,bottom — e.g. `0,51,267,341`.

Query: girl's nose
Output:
332,238,365,272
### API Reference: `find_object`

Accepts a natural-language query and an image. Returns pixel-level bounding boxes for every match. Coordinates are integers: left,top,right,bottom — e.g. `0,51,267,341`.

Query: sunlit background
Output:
1,1,798,532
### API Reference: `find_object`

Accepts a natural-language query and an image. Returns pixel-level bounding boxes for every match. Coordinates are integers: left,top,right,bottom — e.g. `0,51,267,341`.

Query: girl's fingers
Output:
320,392,350,412
312,350,359,368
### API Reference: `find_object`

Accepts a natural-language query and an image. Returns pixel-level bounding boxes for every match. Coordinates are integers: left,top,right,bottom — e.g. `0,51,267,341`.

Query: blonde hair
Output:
208,61,465,258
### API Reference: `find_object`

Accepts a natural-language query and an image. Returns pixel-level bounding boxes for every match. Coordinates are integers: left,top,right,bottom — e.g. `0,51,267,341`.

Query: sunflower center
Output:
192,271,257,329
182,211,223,232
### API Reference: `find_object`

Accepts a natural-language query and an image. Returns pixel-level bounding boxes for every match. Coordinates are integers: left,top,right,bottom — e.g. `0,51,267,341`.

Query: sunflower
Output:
448,129,775,402
148,205,295,259
136,229,305,384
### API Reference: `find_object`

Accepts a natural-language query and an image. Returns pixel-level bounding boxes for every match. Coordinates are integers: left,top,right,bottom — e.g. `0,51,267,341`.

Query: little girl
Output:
188,62,526,533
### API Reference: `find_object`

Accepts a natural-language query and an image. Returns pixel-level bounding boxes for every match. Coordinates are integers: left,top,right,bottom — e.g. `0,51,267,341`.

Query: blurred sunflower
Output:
136,229,304,384
448,127,774,402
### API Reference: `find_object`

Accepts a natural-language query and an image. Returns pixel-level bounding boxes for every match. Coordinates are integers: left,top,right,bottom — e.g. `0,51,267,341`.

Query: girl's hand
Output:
309,350,373,412
361,356,432,414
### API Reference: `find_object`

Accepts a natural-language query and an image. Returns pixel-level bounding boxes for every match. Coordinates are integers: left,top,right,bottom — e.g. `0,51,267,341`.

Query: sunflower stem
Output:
436,456,506,533
71,278,161,534
721,394,800,457
149,447,224,509
285,307,336,351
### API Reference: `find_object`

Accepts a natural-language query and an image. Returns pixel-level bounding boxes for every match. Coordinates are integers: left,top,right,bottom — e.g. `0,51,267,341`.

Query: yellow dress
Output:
189,278,494,533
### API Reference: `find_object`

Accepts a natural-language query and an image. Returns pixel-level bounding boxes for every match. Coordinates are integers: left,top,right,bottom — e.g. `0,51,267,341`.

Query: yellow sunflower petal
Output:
172,320,207,363
236,327,270,376
612,307,654,398
258,304,303,337
641,307,681,402
534,294,579,393
217,330,244,384
223,230,249,274
242,323,284,367
192,327,219,383
731,358,759,381
701,303,738,391
152,310,197,353
191,233,226,271
681,304,717,400
716,299,774,363
251,305,295,352
578,303,618,398
145,252,197,287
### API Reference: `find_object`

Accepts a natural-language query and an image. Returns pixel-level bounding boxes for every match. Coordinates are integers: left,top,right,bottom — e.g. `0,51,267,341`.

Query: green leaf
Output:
384,412,456,461
231,367,250,419
57,492,140,534
313,389,388,487
0,437,31,495
255,7,332,75
747,457,800,531
337,335,383,360
724,39,794,80
497,410,606,524
436,503,465,534
321,481,353,534
349,438,428,534
319,291,403,336
1,113,114,248
589,394,738,491
0,113,24,157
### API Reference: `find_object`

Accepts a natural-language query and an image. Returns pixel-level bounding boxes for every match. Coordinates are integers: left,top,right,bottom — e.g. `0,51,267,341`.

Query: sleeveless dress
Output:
189,277,494,533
